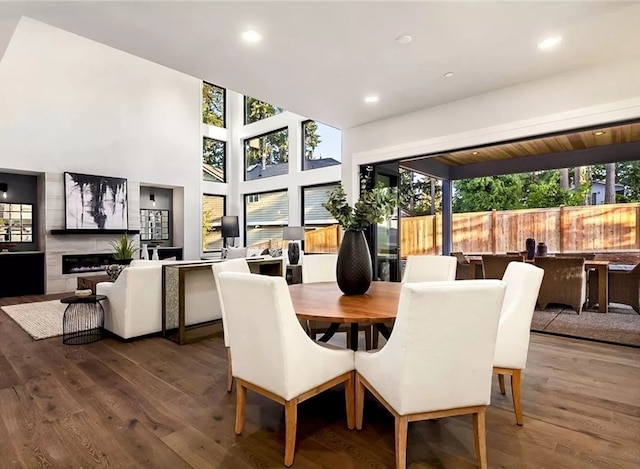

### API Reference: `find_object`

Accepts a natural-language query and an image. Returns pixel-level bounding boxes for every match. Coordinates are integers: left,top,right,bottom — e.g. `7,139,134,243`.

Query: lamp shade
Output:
221,216,240,238
283,226,305,240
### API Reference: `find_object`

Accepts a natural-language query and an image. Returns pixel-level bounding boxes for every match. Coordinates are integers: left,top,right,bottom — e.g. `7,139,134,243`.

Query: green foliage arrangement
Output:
322,178,398,232
109,234,138,260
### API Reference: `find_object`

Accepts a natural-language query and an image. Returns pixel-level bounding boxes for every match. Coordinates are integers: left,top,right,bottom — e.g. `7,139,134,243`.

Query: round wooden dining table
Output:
288,281,402,351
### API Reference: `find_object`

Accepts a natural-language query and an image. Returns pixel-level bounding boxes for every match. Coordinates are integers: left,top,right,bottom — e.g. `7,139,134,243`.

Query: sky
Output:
312,122,342,162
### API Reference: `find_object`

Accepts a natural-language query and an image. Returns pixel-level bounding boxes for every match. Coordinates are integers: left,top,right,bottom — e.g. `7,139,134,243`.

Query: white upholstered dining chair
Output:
372,254,458,349
494,262,544,425
211,259,250,393
402,255,458,283
302,253,372,349
218,271,355,467
355,280,506,469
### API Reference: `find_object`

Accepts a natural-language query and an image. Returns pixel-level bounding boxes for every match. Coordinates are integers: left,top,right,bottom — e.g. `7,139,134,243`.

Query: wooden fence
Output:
303,203,640,255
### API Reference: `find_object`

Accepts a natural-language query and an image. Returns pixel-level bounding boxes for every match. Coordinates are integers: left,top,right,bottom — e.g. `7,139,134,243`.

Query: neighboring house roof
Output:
246,158,340,180
203,163,224,182
591,180,625,190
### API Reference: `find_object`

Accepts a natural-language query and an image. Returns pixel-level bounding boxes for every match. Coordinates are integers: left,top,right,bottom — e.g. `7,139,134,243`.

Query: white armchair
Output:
211,259,251,392
218,272,355,467
494,262,544,425
97,265,163,339
402,255,457,283
355,280,506,469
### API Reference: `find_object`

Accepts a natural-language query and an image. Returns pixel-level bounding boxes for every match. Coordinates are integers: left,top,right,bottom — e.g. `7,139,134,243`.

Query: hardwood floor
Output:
1,294,639,468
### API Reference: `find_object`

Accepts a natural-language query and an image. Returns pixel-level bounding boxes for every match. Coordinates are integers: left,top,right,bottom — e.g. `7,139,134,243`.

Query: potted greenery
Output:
323,176,397,295
108,233,138,265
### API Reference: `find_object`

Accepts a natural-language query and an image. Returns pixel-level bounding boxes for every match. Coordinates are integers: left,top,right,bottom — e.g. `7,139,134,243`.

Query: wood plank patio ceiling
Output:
433,122,640,167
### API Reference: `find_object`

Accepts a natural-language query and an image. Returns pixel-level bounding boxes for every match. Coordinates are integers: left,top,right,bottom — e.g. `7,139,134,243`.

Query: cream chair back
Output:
211,259,250,347
302,254,338,283
494,262,544,370
402,255,457,283
219,272,350,400
356,280,505,415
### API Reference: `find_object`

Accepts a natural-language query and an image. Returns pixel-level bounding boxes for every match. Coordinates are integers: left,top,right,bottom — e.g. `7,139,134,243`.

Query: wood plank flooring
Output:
1,294,639,468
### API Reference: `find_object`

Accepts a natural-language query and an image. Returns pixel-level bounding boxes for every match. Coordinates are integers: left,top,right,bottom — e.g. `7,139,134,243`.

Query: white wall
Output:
342,60,640,201
0,18,202,290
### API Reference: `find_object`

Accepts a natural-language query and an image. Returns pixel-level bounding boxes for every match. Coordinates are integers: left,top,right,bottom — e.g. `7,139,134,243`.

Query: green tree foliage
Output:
453,175,524,212
524,170,587,208
245,129,289,167
245,97,283,124
202,82,224,127
617,161,640,201
303,121,321,159
399,170,440,215
202,138,225,169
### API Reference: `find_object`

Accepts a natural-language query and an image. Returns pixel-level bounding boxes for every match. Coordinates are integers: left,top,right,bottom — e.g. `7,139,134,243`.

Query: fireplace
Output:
62,253,117,274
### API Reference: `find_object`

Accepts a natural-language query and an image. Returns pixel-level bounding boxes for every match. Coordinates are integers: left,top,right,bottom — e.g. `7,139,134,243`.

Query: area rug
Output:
0,300,66,340
531,304,640,347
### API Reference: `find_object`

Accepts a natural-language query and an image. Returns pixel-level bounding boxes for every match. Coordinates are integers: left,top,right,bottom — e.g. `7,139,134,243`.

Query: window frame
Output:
243,188,289,247
243,96,284,125
202,193,227,253
202,136,227,183
301,119,342,172
202,81,226,128
243,127,289,182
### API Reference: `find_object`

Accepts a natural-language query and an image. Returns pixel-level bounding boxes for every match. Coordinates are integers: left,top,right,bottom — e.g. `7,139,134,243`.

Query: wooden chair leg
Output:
473,407,487,469
345,372,355,430
372,329,379,349
511,369,523,426
498,374,506,395
355,374,365,430
284,400,298,467
364,326,372,350
226,347,233,393
395,415,409,469
235,382,246,435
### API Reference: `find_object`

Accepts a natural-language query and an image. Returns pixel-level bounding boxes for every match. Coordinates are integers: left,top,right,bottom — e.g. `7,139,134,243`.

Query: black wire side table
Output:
60,295,106,345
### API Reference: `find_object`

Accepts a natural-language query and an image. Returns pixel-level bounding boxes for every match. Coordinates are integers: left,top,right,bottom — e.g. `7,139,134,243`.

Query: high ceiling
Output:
1,1,639,129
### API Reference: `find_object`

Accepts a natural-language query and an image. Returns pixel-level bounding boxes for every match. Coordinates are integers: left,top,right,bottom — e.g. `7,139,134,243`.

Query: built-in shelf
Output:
50,229,140,235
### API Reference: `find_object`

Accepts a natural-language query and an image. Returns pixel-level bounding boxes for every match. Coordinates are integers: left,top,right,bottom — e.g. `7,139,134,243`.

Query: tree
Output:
202,83,224,127
605,163,616,203
616,161,640,201
453,175,524,212
245,97,283,123
202,138,225,170
399,170,440,216
524,170,587,208
245,130,289,168
559,168,570,190
303,121,321,159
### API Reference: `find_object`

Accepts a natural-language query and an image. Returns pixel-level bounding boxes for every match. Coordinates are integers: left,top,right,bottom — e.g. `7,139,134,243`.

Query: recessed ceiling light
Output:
471,151,479,155
594,130,606,136
241,30,262,43
537,36,562,50
364,95,379,104
444,72,454,78
395,34,412,45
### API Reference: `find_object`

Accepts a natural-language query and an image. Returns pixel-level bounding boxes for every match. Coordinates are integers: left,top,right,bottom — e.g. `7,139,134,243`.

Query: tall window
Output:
202,137,226,182
245,190,288,247
303,120,342,171
244,128,289,181
302,184,339,253
202,194,225,252
202,82,225,127
244,96,284,124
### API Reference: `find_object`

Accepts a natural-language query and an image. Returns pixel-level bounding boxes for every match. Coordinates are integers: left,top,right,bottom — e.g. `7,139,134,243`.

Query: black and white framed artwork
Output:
64,172,128,229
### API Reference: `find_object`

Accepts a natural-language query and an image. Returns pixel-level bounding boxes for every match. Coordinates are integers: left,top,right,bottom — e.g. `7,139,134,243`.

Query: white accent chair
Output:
372,254,458,348
355,280,506,469
98,259,221,340
218,272,355,467
302,254,372,349
211,259,251,393
402,255,458,283
494,262,544,425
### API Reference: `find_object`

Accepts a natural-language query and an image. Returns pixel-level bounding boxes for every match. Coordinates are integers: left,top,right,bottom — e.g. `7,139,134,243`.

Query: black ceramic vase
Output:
336,230,372,296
